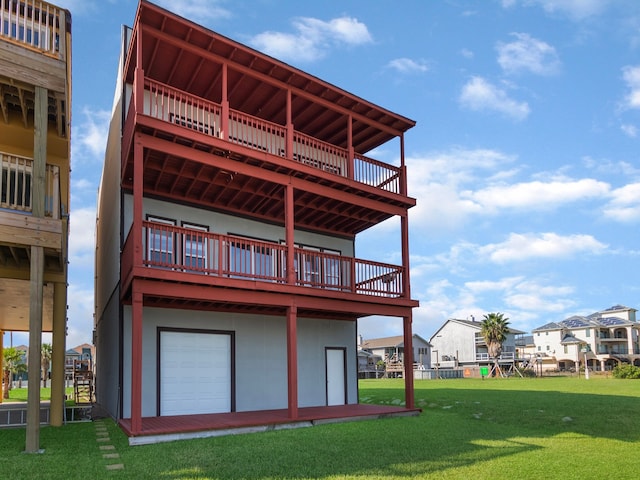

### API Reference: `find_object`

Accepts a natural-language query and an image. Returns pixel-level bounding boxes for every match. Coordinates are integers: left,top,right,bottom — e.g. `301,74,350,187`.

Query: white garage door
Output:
160,331,231,416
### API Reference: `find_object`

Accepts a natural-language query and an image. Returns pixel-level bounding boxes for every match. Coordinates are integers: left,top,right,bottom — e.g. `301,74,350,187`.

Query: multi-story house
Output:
532,305,640,372
359,334,431,373
94,1,419,442
0,0,71,451
429,318,525,367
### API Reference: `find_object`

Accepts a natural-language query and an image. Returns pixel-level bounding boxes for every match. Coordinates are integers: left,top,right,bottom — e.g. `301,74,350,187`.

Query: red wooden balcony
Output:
121,221,405,299
136,78,403,195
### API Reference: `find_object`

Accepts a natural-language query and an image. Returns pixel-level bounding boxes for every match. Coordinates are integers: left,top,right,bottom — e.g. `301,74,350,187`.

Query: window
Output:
182,223,208,271
291,243,342,287
585,328,590,338
228,235,275,279
546,345,550,351
537,346,541,351
563,345,568,354
148,217,175,265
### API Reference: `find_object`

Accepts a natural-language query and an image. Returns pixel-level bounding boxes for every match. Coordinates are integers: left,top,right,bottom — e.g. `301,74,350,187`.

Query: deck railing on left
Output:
0,0,65,58
0,151,60,218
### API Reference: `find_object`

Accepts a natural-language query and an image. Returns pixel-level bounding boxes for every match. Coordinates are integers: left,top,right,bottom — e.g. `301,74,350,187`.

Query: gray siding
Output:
120,307,357,417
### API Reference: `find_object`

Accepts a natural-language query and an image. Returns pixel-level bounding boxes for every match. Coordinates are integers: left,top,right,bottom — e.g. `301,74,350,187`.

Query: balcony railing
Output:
476,352,515,361
0,0,65,58
142,78,403,195
134,221,404,298
0,151,60,218
596,346,629,355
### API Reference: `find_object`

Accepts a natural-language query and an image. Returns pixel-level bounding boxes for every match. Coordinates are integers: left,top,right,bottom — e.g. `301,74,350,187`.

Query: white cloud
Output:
69,206,97,268
387,58,429,74
459,76,530,120
460,48,474,59
250,16,372,63
465,177,610,212
497,33,561,75
73,107,111,166
603,183,640,222
405,148,515,231
504,0,610,21
478,232,608,263
622,65,640,110
66,283,95,347
156,0,231,22
621,124,638,137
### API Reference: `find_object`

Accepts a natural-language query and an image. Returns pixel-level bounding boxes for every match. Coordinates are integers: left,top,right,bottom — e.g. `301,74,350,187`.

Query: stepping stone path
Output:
95,419,124,472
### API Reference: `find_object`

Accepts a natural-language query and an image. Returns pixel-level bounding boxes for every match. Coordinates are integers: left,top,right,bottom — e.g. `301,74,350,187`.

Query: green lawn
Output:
0,376,637,479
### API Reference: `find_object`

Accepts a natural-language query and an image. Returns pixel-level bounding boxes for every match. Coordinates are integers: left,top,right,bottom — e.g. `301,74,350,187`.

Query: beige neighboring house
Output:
531,305,640,372
429,318,525,368
359,334,431,372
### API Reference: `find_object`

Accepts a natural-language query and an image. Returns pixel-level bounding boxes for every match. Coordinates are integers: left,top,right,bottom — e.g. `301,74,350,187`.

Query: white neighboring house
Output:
531,305,640,372
360,335,431,370
429,318,525,367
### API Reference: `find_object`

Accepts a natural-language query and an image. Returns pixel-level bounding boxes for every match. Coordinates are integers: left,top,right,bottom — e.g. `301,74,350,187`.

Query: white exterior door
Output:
326,348,346,406
160,331,231,416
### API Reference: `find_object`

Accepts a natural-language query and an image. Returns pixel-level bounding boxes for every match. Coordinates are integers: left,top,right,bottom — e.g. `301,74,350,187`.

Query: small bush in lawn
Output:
611,364,640,379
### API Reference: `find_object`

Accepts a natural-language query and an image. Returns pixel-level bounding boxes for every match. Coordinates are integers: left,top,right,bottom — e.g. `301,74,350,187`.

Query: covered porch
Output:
119,403,421,445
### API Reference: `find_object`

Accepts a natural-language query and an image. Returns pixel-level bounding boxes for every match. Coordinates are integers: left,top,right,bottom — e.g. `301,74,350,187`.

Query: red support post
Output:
131,285,143,434
403,314,415,409
347,115,354,180
285,183,296,285
287,305,298,419
286,89,294,160
401,214,411,299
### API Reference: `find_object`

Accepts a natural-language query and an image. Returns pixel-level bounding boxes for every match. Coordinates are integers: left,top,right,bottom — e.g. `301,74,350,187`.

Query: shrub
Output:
611,364,640,379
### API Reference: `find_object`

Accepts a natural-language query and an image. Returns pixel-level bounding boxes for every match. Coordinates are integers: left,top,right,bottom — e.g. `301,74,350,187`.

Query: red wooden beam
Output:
287,305,298,419
403,314,415,409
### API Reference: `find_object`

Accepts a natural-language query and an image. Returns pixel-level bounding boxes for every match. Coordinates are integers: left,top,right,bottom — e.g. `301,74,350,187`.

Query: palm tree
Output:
41,343,52,388
480,312,510,375
3,347,26,399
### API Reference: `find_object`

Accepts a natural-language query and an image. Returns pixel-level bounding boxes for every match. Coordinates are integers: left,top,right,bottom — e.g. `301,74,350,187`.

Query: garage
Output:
159,329,233,416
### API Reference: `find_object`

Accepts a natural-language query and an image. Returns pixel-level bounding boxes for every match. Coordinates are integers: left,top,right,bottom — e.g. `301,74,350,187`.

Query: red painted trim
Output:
401,214,411,299
285,183,295,285
221,63,228,140
287,305,298,419
403,314,415,409
134,132,413,215
132,137,143,267
131,285,143,434
129,276,417,315
347,116,354,180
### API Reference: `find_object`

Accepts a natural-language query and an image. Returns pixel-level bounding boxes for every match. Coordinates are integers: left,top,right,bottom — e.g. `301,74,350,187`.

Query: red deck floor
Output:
119,404,421,444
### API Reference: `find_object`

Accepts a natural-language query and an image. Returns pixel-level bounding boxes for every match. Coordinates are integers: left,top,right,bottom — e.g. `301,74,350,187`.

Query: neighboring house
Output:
0,0,72,449
357,349,383,378
360,335,431,371
532,305,640,372
94,1,418,441
65,343,95,379
429,318,525,367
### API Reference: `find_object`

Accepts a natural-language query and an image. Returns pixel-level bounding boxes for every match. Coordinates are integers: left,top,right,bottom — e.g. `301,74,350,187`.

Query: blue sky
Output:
10,0,640,348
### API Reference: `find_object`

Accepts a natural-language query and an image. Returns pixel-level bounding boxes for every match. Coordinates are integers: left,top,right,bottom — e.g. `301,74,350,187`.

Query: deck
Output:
119,404,421,445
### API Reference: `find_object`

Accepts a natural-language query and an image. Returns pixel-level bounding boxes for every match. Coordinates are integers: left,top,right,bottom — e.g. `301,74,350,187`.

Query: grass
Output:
0,376,638,479
5,387,75,403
